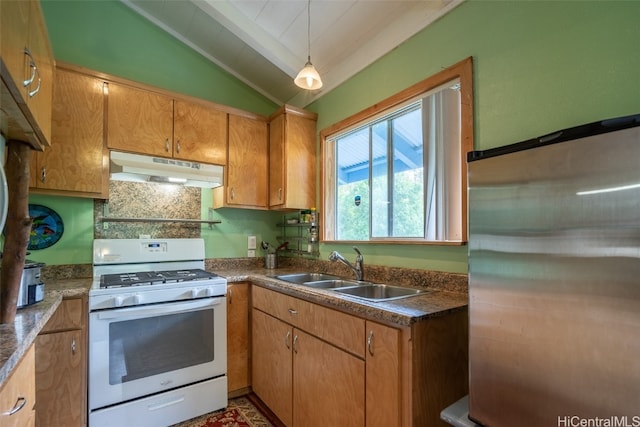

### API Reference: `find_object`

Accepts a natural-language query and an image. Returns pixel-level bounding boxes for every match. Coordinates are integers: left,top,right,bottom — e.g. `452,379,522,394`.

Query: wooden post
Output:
0,141,33,323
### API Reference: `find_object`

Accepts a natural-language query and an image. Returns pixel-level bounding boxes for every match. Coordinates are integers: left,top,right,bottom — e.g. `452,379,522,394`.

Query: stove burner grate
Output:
100,269,217,289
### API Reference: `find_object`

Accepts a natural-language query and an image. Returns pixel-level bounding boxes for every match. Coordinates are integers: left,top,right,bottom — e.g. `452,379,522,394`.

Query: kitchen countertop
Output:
220,268,468,327
0,269,467,389
0,278,92,389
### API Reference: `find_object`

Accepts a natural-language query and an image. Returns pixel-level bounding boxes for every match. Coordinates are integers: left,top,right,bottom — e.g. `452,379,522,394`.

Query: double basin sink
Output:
272,273,426,302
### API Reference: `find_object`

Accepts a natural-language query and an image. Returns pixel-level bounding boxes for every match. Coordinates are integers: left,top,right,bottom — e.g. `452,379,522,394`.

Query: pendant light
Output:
294,0,323,90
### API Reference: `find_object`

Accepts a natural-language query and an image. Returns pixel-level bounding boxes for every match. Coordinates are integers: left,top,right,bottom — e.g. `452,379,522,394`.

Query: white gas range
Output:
89,238,227,427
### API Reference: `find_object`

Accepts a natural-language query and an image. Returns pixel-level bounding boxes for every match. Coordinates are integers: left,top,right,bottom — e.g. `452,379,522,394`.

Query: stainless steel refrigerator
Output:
466,114,640,426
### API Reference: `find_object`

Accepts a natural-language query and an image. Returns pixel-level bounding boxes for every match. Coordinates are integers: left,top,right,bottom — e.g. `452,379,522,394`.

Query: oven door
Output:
89,296,226,410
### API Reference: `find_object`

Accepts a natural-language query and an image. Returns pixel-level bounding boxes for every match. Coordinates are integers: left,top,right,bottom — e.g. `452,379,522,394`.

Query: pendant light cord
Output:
306,0,311,62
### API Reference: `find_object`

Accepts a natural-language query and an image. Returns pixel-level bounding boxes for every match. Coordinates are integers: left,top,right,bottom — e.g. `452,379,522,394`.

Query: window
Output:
321,57,473,244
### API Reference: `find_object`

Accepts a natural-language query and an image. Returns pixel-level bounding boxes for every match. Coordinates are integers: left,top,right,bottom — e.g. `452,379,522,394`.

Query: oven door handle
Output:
96,297,224,320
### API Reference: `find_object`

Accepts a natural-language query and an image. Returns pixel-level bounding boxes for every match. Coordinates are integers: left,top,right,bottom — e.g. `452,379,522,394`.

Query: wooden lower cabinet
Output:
227,282,251,396
252,309,293,426
252,308,365,427
366,321,401,427
251,285,468,427
0,345,36,427
35,297,87,427
293,329,364,427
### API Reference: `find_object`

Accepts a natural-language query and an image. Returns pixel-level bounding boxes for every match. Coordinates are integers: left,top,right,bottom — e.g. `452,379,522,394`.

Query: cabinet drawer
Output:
0,345,36,426
253,286,365,357
41,298,85,333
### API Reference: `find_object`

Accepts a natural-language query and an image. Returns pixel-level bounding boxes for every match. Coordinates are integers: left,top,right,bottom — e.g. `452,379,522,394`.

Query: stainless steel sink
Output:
272,273,341,284
302,279,366,289
333,284,425,302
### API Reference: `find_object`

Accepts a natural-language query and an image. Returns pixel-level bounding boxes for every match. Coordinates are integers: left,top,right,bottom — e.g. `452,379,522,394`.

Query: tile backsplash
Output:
94,181,201,239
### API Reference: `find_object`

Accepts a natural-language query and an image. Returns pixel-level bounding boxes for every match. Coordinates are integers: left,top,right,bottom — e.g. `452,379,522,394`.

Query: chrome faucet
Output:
329,246,364,281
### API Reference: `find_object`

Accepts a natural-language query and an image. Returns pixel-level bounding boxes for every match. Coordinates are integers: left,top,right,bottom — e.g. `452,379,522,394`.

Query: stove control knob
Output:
132,294,141,305
190,289,199,299
206,287,215,297
113,296,124,307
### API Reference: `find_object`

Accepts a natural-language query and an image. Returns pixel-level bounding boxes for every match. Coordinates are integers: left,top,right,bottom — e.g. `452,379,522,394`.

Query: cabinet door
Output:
107,82,173,157
35,329,86,427
0,345,36,427
282,113,316,209
268,113,285,206
174,100,227,165
227,282,250,394
293,328,365,427
268,109,317,210
226,114,268,208
252,309,293,426
0,0,30,101
26,0,54,145
32,67,107,196
366,322,401,427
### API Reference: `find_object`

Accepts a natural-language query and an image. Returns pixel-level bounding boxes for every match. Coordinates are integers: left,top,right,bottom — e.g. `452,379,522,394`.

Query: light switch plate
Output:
247,235,257,250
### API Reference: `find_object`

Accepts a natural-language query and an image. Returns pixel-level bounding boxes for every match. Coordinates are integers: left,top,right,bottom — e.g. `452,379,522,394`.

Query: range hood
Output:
110,151,223,188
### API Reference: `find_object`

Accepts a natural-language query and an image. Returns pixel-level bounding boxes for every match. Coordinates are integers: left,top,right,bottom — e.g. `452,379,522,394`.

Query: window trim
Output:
319,56,474,245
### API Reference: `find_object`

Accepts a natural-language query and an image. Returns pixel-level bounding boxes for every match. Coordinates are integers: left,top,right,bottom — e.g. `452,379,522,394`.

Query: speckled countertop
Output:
0,278,92,390
0,263,468,390
219,267,468,327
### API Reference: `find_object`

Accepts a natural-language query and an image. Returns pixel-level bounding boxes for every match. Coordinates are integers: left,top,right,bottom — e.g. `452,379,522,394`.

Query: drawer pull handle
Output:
28,75,42,98
288,308,297,315
285,331,291,349
293,335,298,354
165,138,170,152
71,337,77,355
23,49,36,87
367,330,374,356
8,397,27,415
228,288,233,304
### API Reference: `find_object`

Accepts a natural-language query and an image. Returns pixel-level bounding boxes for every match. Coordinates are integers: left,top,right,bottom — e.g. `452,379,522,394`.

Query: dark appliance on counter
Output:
17,259,45,308
89,238,227,427
443,114,640,426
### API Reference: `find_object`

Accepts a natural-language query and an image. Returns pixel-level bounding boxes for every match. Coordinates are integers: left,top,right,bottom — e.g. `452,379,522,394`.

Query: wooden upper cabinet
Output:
106,82,174,157
26,0,54,145
107,83,228,165
1,0,30,90
30,65,108,198
1,0,54,150
269,105,317,210
174,99,227,165
214,113,268,209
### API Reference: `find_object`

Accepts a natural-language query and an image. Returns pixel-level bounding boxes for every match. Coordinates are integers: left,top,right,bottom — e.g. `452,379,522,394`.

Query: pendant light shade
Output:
295,58,322,90
295,0,322,90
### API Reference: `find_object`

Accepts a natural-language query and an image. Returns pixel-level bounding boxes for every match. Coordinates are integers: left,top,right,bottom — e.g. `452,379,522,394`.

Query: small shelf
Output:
276,213,319,258
277,222,318,228
98,217,222,225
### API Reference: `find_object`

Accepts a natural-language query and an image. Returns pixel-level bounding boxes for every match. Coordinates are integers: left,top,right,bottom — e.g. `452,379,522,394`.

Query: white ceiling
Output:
122,0,463,107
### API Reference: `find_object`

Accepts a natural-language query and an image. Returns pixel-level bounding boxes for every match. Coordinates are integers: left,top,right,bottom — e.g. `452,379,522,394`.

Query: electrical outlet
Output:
247,235,257,250
248,249,256,257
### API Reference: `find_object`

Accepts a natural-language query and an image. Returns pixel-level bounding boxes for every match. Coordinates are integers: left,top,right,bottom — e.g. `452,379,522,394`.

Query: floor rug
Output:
172,396,274,427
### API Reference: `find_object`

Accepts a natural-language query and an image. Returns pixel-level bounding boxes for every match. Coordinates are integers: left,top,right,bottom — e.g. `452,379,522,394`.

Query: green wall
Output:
307,0,640,273
41,0,277,115
28,0,640,273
